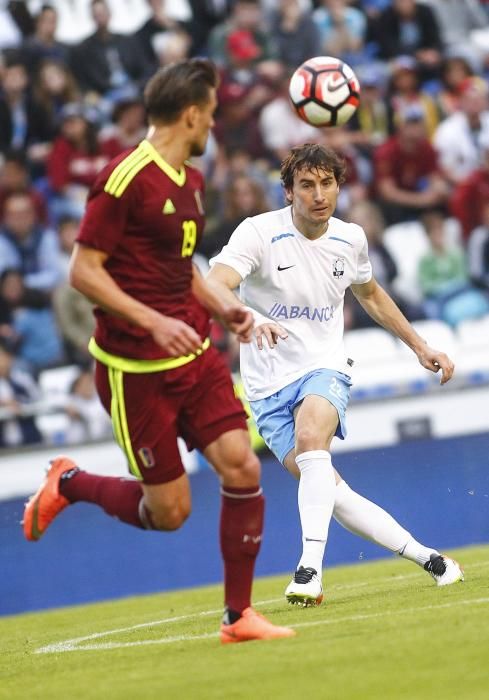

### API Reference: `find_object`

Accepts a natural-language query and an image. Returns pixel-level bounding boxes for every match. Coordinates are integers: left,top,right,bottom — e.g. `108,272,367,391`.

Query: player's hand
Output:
416,344,454,385
255,322,288,350
220,306,254,343
151,315,203,357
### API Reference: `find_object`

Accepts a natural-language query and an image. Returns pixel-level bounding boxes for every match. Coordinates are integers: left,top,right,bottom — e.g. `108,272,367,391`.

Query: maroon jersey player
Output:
23,59,294,644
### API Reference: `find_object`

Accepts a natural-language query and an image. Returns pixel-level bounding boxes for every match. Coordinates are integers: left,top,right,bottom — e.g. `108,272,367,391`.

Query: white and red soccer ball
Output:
289,56,360,128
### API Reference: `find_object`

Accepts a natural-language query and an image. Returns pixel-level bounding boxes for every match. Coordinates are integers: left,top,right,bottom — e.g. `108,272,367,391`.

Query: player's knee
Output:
295,425,324,453
221,447,261,487
151,503,191,531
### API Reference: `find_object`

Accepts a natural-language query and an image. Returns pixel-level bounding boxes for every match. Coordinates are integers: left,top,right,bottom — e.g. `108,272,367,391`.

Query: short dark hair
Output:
144,59,218,125
280,143,346,191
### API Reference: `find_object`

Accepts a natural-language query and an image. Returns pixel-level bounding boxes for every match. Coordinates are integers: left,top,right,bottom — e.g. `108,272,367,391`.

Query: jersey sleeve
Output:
209,218,264,280
76,167,135,254
352,227,373,285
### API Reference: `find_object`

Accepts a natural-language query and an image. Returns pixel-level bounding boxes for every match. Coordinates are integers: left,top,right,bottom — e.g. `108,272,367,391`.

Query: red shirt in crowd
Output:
373,135,439,194
47,136,110,192
450,168,489,240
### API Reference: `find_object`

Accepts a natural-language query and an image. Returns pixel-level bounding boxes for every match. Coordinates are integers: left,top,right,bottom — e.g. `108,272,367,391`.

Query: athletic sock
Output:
296,450,336,575
399,538,440,567
333,480,433,562
59,470,151,529
220,485,264,615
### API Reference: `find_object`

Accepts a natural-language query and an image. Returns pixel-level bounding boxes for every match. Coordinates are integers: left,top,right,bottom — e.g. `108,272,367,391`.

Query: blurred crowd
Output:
1,0,489,449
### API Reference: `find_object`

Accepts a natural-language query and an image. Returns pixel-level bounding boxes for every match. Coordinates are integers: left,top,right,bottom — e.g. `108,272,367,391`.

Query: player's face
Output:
287,168,339,233
190,89,217,157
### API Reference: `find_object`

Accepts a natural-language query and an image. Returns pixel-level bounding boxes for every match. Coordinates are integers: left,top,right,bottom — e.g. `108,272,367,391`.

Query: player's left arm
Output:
351,276,455,384
192,263,253,343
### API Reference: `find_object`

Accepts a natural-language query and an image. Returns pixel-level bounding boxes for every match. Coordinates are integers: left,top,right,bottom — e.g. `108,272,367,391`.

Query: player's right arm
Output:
206,262,288,350
70,243,202,357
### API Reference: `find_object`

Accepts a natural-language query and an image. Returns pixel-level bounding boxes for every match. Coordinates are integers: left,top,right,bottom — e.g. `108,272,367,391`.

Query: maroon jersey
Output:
77,139,210,359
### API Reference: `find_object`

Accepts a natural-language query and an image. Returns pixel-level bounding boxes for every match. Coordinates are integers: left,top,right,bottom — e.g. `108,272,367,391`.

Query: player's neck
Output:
145,125,190,171
292,209,329,240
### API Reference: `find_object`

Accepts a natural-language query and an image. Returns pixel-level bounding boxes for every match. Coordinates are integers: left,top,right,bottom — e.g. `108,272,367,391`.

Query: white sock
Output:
399,538,440,567
333,481,438,567
296,450,336,575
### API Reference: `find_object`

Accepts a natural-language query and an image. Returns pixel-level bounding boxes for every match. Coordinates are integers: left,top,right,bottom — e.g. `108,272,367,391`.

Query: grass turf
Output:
1,544,488,700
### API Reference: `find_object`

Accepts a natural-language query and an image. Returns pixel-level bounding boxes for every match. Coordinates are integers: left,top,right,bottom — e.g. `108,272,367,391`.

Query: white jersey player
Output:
207,144,464,606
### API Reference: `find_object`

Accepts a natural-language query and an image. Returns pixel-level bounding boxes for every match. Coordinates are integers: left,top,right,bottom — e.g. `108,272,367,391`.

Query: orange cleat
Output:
220,607,296,644
23,457,78,541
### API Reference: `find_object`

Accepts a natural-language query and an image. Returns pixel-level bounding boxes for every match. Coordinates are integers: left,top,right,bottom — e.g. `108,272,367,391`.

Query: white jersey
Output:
210,205,372,401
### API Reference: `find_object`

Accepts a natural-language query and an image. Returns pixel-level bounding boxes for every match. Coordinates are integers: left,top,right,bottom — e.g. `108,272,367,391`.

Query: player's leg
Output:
204,428,294,643
281,393,338,606
185,347,294,642
332,472,464,586
23,365,189,540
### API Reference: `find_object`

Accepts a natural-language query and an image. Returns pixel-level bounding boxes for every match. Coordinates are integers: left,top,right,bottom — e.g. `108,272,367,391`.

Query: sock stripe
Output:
220,487,263,499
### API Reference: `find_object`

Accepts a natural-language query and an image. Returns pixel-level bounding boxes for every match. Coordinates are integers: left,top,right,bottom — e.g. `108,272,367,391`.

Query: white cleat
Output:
424,554,464,586
285,566,323,607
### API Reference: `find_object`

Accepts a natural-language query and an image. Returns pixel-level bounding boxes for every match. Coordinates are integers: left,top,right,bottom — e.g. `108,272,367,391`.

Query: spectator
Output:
467,200,489,292
270,0,320,69
450,131,489,240
434,76,489,186
0,53,53,168
185,1,231,56
373,103,448,225
199,174,269,259
20,4,68,75
436,54,475,118
0,339,42,449
33,59,80,132
374,0,443,78
64,367,112,444
135,0,181,71
69,0,151,99
53,217,95,364
214,31,275,158
207,0,277,68
386,56,439,137
0,268,64,373
313,0,368,67
47,103,109,220
418,209,489,325
0,192,60,292
99,98,146,160
0,150,48,223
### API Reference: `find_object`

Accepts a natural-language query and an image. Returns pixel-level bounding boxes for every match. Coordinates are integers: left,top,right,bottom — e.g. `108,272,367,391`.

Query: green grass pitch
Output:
1,544,488,700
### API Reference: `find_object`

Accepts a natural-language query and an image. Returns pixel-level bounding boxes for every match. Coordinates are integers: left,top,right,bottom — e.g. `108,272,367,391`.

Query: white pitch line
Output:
35,559,489,655
34,598,283,654
36,596,489,655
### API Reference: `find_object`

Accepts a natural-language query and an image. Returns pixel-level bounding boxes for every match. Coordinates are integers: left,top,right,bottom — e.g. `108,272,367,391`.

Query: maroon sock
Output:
220,485,265,615
59,471,149,529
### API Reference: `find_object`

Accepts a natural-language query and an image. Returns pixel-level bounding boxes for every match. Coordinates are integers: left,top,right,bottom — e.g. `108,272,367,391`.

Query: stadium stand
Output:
0,0,489,451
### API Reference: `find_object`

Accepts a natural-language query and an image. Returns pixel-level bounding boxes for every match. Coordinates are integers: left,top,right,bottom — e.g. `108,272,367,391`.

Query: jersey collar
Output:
140,139,186,187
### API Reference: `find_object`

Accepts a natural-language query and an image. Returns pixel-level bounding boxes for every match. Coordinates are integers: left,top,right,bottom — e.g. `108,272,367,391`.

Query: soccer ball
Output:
289,56,360,128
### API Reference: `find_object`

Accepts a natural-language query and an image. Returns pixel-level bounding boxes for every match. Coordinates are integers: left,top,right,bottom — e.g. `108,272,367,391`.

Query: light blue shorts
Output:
249,369,352,465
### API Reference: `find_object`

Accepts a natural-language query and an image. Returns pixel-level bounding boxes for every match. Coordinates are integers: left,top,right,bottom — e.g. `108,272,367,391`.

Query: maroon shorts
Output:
95,345,248,485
